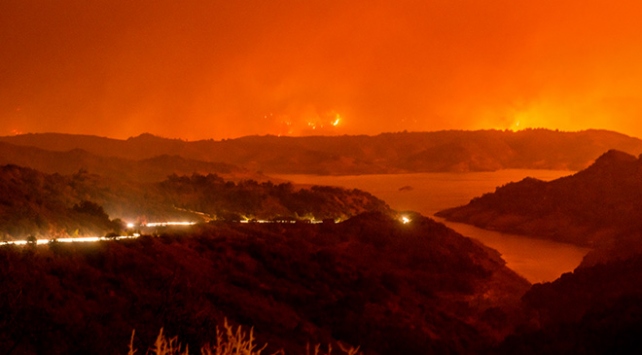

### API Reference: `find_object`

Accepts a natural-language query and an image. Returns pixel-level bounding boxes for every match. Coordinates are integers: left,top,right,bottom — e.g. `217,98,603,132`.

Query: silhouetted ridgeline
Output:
0,165,390,240
0,213,529,354
496,253,642,354
1,129,641,174
437,150,642,249
0,140,253,182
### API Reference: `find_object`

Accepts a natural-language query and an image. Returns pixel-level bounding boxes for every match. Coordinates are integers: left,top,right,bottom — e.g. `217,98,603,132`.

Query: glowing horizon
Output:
2,1,642,141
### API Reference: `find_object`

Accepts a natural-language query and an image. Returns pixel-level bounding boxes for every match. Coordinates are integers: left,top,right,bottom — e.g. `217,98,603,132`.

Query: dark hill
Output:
0,213,530,354
155,174,392,222
496,254,642,354
432,151,642,353
2,129,641,174
0,165,391,240
0,165,125,238
436,149,642,262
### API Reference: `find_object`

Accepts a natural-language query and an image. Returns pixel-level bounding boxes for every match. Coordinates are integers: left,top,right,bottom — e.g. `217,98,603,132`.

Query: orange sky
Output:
2,1,642,140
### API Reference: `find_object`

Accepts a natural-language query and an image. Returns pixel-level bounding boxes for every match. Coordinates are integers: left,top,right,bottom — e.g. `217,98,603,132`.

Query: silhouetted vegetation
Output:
0,213,528,354
0,165,124,239
0,165,390,240
495,254,642,354
159,175,391,221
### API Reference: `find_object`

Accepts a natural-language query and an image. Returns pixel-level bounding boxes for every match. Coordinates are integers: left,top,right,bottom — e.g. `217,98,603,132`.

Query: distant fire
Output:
271,110,344,136
332,114,341,126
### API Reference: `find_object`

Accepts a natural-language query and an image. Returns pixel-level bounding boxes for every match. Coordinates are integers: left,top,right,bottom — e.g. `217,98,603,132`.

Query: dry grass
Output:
128,319,361,355
201,318,270,355
305,343,361,355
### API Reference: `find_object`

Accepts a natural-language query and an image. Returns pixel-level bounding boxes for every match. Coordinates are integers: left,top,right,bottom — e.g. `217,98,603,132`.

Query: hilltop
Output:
436,149,642,264
1,129,641,174
430,149,642,353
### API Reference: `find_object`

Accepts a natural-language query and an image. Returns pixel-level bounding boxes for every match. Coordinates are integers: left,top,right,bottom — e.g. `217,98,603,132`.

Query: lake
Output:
274,170,590,284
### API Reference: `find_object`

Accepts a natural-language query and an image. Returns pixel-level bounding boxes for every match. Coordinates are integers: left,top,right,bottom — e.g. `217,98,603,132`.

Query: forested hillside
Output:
0,165,390,240
0,213,529,354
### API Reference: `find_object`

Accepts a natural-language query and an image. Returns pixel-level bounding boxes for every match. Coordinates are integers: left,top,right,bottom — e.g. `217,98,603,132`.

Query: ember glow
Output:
2,1,642,139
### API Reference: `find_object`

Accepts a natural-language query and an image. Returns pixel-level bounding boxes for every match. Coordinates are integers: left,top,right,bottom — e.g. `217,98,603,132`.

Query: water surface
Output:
274,170,589,283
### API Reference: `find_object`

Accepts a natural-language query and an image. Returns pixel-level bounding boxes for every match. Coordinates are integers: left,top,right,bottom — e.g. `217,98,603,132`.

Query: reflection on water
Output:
433,217,589,284
274,170,589,283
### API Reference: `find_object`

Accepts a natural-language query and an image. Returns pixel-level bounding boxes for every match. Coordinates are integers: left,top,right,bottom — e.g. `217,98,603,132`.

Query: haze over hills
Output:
5,0,642,351
0,140,262,183
1,129,641,174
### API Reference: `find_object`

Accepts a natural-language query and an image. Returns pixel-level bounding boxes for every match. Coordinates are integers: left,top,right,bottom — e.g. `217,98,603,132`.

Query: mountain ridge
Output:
436,149,642,264
0,140,264,183
2,129,641,174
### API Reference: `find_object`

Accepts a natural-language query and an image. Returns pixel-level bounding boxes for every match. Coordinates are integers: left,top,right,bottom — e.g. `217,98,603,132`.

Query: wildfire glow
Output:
2,2,642,139
508,119,522,131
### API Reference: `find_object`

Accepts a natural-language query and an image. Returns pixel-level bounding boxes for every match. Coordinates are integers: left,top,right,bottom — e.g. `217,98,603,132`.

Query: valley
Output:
1,131,642,354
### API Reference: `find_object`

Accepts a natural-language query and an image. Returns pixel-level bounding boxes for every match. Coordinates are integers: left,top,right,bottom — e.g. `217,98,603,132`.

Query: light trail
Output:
142,221,197,227
0,219,200,247
0,216,403,247
0,234,141,246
